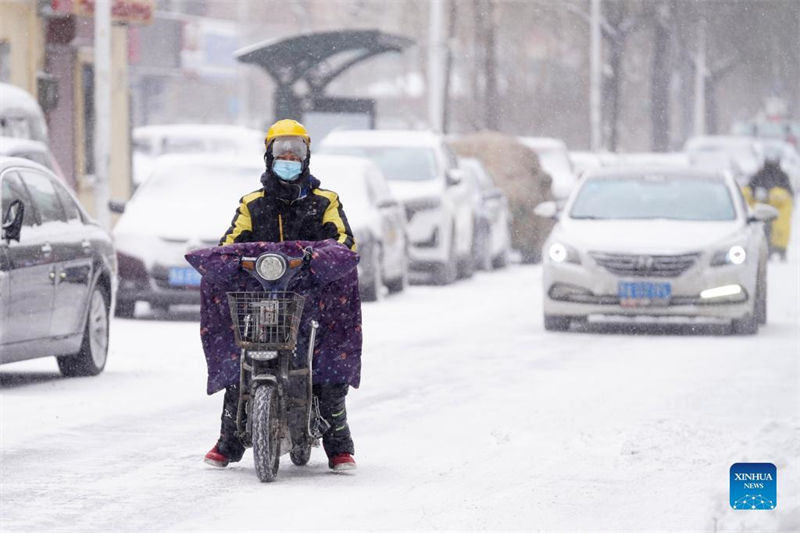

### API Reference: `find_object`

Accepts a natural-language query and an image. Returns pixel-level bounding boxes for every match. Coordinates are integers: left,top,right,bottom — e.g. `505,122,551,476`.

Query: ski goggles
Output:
271,136,308,160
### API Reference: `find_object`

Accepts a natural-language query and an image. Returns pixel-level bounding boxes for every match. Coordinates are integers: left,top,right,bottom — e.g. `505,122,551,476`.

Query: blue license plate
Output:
168,267,202,287
618,281,671,307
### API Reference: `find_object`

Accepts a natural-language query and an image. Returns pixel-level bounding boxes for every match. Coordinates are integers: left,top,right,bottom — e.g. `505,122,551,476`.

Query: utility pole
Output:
693,17,707,137
590,0,602,151
428,0,445,133
237,0,250,127
94,0,111,230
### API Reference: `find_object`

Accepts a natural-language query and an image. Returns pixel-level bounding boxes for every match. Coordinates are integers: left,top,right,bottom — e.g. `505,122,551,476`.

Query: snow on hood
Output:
114,198,232,243
557,218,744,253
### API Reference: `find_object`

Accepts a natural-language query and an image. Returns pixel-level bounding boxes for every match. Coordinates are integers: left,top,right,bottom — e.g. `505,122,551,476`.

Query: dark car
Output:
459,157,512,270
0,157,117,376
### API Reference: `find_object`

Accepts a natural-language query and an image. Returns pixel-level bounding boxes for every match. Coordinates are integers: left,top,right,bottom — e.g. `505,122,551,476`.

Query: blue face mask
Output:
273,159,303,182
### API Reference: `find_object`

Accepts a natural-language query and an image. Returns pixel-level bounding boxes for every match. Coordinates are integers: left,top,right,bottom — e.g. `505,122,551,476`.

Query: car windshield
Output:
320,145,437,181
569,175,736,221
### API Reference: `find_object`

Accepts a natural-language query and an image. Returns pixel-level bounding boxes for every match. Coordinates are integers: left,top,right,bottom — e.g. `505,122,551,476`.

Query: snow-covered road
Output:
2,246,798,532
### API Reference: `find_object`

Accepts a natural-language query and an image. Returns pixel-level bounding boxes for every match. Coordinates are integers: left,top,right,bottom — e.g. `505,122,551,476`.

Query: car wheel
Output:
492,247,509,269
386,255,408,294
115,299,135,318
433,231,458,286
756,268,767,325
544,314,571,331
458,249,474,279
474,227,492,271
731,314,758,335
360,245,383,302
151,302,170,314
57,285,109,377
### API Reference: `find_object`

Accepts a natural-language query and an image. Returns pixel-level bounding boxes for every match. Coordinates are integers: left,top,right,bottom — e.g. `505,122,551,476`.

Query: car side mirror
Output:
533,201,558,219
446,168,463,186
748,202,779,223
108,199,127,214
2,199,24,242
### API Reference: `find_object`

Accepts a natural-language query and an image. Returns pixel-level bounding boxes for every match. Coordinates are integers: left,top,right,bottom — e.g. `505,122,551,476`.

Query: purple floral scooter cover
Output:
185,239,362,395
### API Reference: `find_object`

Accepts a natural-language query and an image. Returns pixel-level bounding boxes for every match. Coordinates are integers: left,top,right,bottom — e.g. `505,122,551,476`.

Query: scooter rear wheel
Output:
290,445,312,466
252,383,280,482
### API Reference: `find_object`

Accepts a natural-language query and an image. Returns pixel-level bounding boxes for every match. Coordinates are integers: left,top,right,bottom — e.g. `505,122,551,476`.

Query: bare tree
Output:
648,1,672,151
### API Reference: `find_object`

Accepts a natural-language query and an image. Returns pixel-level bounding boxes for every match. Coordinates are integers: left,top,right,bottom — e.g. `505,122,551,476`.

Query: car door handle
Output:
41,243,52,256
81,240,92,254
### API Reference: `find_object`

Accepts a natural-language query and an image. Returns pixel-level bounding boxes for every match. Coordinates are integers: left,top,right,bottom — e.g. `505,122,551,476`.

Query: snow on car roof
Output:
0,154,50,172
684,135,761,150
149,153,264,172
518,136,568,150
0,83,45,116
584,165,726,181
320,129,442,147
133,124,264,140
0,136,49,155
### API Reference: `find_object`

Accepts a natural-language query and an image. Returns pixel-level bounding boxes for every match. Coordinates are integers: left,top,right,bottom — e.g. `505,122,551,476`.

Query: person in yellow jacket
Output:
205,119,359,472
742,153,794,261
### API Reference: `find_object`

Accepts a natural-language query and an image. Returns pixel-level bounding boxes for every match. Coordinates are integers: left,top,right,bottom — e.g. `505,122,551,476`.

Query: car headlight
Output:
710,245,747,266
255,254,287,281
548,242,581,264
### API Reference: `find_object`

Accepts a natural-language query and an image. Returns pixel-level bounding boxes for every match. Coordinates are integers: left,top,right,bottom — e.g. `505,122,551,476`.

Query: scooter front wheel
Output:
252,383,280,482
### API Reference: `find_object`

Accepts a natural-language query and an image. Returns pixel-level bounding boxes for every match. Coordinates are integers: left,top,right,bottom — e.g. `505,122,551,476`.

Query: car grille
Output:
589,252,699,278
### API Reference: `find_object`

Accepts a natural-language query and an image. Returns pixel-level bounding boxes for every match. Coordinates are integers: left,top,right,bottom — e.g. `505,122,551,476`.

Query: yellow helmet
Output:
265,119,310,148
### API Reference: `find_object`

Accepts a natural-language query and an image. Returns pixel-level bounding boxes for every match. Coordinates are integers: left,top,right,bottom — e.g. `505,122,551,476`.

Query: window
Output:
570,176,736,221
51,180,82,223
1,171,35,227
322,146,438,181
18,171,65,224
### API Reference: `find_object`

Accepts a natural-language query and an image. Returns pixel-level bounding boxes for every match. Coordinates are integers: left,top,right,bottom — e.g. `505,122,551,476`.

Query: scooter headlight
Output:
255,254,287,281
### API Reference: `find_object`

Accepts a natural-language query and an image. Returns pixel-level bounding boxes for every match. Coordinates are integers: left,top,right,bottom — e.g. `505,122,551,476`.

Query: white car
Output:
319,130,474,284
310,154,408,301
132,124,264,187
518,137,578,201
536,166,776,334
112,154,264,316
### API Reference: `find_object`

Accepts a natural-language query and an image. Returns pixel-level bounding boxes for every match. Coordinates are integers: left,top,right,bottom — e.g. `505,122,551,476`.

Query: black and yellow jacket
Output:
220,171,356,250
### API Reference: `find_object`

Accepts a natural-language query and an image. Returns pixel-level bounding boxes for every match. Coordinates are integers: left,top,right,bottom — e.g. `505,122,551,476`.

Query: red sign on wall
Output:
51,0,154,25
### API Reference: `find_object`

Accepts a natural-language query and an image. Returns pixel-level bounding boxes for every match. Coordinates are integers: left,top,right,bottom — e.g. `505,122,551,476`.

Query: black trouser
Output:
216,382,354,461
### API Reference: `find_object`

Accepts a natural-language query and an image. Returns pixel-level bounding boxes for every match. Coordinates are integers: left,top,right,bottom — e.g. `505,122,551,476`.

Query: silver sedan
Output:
535,167,778,334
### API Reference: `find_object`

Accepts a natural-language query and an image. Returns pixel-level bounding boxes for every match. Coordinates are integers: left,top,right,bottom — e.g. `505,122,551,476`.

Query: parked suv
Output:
320,130,474,284
0,157,117,375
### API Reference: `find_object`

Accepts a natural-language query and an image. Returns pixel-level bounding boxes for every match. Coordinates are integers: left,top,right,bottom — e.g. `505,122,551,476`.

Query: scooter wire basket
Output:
226,292,306,350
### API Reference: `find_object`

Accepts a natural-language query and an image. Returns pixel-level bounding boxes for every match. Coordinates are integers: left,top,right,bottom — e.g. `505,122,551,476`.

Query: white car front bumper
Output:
542,251,758,321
